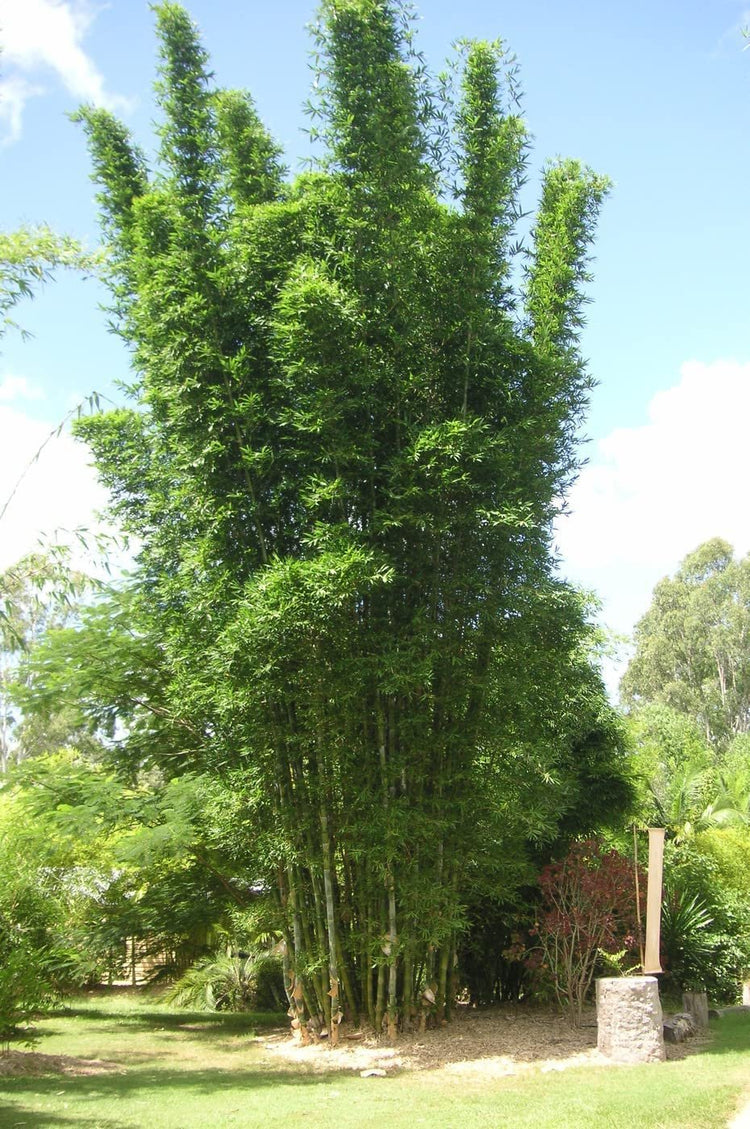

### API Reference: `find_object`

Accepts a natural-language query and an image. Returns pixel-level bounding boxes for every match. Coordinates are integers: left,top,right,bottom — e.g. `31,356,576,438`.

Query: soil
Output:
0,1050,123,1077
259,1003,708,1078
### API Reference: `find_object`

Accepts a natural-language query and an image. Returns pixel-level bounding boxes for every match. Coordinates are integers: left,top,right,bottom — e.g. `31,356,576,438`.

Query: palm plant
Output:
660,889,714,992
165,949,284,1012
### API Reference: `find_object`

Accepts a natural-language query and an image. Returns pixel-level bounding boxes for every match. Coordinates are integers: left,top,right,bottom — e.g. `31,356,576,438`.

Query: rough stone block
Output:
596,976,666,1063
672,1011,697,1035
663,1016,693,1043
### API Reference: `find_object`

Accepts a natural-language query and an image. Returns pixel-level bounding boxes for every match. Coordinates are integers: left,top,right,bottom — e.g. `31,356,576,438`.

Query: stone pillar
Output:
682,990,709,1029
596,976,665,1063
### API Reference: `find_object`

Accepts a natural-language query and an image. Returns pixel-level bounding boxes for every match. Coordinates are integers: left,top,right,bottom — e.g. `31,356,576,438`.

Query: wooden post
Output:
643,828,665,974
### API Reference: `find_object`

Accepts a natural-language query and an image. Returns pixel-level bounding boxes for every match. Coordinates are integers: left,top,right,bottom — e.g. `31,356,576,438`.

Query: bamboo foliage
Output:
73,0,624,1034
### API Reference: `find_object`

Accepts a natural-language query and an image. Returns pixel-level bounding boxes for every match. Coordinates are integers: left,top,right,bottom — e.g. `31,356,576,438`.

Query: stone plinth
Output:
596,976,665,1063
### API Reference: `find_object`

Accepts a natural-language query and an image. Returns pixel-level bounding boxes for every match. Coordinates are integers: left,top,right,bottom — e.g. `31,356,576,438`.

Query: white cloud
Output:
0,74,42,145
0,398,110,571
557,359,750,576
0,373,44,401
555,359,750,697
0,0,129,143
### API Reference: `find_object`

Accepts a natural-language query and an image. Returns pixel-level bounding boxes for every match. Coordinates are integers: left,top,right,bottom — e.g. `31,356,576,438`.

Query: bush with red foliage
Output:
534,838,645,1024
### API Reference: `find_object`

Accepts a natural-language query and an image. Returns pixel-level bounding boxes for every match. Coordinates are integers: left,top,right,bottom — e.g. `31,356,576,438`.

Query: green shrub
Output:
165,950,285,1012
0,856,64,1045
661,841,750,1001
660,889,715,993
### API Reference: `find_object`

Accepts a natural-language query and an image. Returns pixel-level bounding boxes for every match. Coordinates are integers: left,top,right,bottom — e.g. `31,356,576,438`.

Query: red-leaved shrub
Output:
534,839,644,1024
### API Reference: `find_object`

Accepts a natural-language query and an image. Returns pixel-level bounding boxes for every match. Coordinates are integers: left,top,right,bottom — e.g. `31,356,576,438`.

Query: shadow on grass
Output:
0,1099,128,1128
48,1006,284,1036
1,1062,341,1100
697,1012,750,1057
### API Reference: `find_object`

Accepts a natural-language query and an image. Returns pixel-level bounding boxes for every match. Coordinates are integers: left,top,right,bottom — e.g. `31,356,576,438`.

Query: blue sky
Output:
1,0,749,695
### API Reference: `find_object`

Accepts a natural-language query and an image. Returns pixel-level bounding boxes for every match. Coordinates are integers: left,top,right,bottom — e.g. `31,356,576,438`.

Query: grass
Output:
0,992,749,1129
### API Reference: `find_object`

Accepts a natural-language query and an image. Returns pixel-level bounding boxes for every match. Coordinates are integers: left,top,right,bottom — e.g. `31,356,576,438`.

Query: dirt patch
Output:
259,1004,708,1078
0,1050,124,1078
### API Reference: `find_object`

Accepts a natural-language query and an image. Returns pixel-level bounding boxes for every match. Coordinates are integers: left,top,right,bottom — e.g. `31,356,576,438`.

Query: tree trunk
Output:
320,806,341,1044
682,990,709,1029
374,956,387,1033
386,872,398,1039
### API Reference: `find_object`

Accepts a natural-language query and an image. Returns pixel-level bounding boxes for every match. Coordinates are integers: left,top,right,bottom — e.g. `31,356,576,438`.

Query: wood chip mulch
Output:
0,1050,124,1078
259,1004,709,1078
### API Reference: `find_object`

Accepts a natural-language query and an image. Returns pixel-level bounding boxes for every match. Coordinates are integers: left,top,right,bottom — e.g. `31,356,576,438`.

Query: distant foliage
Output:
622,539,750,749
622,540,750,1001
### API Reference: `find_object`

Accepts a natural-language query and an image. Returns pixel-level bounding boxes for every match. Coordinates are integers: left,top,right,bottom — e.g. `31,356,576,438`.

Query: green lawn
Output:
1,993,749,1129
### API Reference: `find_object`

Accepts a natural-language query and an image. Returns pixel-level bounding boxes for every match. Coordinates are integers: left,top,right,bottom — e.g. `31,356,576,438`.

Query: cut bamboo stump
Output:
682,990,709,1029
596,976,666,1063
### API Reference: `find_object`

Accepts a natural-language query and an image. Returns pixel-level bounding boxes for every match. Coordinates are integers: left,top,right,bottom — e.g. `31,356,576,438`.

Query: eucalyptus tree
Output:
622,539,750,749
72,0,619,1036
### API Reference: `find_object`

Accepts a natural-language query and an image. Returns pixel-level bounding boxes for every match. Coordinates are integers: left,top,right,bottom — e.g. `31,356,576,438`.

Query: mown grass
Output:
0,992,749,1129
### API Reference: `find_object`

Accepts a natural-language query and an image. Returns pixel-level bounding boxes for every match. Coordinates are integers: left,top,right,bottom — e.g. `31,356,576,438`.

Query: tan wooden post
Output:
643,828,665,974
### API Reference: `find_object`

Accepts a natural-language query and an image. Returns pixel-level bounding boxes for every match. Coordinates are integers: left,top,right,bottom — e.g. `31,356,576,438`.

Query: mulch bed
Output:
0,1050,123,1078
259,1003,709,1077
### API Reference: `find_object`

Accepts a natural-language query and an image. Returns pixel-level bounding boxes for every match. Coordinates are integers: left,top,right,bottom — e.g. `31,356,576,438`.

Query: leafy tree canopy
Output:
0,551,96,773
0,226,96,343
61,0,625,1035
622,539,750,749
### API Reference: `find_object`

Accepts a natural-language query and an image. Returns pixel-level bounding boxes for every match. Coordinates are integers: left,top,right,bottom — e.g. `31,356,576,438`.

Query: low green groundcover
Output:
0,993,749,1129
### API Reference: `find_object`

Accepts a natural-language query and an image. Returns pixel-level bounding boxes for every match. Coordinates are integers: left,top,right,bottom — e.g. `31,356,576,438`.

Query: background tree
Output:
0,551,93,773
12,582,203,777
622,539,750,749
66,0,624,1035
622,540,750,1001
0,163,102,767
0,225,94,343
0,750,263,989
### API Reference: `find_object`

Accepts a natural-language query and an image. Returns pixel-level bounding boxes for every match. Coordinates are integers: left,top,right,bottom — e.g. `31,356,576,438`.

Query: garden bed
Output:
260,1003,707,1078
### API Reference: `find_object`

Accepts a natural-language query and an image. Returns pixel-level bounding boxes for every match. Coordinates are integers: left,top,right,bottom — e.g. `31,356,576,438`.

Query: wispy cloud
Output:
0,0,129,144
0,396,110,570
0,74,42,145
0,374,44,402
